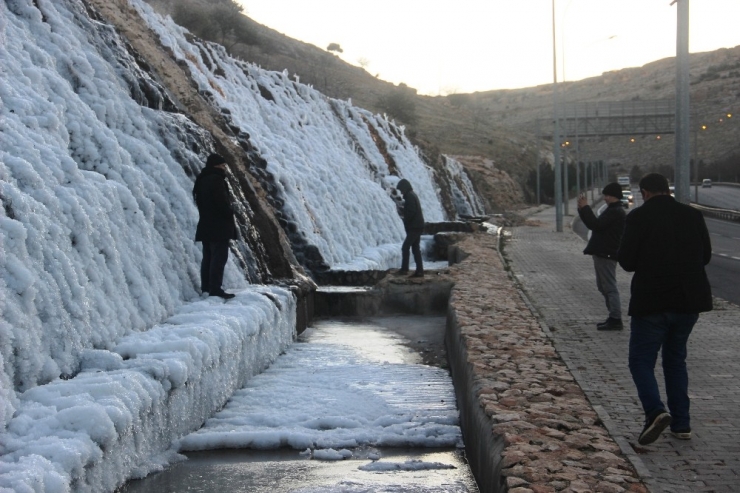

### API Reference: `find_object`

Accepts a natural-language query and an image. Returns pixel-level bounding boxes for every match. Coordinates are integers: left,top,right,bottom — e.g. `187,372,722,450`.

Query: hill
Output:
145,0,740,203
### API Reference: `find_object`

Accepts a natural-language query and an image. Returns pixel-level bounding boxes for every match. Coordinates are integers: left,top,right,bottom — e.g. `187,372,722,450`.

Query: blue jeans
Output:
628,312,698,430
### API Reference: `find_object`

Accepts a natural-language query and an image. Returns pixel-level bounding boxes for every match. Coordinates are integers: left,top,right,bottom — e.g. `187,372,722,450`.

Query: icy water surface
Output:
122,316,478,492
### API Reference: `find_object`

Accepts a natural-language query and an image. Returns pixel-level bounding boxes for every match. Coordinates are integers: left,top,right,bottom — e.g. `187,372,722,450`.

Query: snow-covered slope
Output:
135,0,450,271
0,0,483,490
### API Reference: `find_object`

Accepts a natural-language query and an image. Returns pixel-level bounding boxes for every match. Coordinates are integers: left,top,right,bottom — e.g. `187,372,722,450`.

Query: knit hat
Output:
206,153,226,167
602,182,623,199
397,179,412,194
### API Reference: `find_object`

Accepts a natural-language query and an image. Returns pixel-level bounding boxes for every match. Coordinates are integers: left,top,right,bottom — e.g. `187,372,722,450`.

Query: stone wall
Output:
445,233,647,493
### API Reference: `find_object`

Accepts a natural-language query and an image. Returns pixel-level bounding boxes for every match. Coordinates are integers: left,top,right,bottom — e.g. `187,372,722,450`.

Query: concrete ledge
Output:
314,281,453,317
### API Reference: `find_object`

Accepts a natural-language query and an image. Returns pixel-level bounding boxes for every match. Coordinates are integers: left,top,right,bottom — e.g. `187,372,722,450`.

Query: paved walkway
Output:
505,203,740,492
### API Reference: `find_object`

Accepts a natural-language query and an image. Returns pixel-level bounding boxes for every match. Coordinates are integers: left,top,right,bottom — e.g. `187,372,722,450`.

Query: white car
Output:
702,179,712,188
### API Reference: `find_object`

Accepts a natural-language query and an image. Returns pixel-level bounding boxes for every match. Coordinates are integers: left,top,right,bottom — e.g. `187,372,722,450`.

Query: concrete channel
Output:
121,274,493,493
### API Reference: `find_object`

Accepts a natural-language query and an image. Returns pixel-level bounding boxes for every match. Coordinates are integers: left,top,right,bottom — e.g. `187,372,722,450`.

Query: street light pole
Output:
552,0,563,232
674,0,691,204
535,119,541,205
693,124,699,203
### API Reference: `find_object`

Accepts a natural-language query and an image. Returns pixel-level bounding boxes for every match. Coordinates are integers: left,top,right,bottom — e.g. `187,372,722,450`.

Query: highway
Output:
690,183,740,210
704,216,740,305
574,184,740,306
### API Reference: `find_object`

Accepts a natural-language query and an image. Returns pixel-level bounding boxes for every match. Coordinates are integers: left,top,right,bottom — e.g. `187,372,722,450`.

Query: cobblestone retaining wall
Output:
445,233,648,493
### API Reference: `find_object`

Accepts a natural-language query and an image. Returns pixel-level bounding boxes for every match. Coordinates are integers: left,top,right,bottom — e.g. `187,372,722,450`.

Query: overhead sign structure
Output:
538,100,676,138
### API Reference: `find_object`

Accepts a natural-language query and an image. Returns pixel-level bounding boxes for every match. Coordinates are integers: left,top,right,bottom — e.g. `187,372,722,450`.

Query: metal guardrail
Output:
692,203,740,222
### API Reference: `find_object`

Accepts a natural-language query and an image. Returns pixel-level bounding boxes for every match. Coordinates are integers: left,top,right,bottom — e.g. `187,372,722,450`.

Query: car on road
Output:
623,190,634,203
620,196,630,208
702,178,712,188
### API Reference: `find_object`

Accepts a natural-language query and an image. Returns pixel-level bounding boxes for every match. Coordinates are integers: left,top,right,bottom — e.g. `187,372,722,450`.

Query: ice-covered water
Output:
122,317,477,493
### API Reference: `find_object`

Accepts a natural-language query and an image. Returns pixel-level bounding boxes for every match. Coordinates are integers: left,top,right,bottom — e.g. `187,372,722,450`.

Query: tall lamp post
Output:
552,0,563,232
673,0,690,204
693,123,705,203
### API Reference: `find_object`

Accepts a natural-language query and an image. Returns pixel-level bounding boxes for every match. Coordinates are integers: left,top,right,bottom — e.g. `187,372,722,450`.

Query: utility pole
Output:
535,120,541,205
552,0,563,231
563,141,569,215
673,0,690,204
575,115,581,194
693,126,699,203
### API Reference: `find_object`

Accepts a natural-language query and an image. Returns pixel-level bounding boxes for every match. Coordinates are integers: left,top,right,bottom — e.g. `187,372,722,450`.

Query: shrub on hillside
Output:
378,84,418,126
173,0,259,50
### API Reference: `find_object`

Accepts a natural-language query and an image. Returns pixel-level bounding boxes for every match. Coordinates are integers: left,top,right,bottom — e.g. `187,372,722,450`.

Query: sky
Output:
238,0,740,95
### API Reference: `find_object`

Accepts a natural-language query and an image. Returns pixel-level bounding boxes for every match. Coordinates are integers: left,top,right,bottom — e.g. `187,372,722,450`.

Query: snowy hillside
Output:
0,0,483,490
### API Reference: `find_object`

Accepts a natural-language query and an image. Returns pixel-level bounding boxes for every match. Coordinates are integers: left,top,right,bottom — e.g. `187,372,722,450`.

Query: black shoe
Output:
393,269,409,276
638,410,672,445
409,271,424,278
597,317,623,330
210,290,235,300
671,428,691,440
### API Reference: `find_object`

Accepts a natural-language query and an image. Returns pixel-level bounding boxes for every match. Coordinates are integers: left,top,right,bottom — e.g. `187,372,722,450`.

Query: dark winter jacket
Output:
578,201,626,259
397,179,425,232
617,194,712,316
193,166,237,242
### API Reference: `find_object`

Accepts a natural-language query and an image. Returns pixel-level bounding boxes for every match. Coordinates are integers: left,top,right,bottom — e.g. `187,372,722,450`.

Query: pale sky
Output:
237,0,740,95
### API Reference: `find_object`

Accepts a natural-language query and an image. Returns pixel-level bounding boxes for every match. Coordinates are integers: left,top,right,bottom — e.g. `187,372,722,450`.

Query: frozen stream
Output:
122,316,478,492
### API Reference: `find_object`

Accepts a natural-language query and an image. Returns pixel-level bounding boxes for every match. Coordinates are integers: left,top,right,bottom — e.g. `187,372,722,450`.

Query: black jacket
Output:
617,195,712,316
401,191,424,232
578,201,626,259
397,180,425,232
193,166,237,242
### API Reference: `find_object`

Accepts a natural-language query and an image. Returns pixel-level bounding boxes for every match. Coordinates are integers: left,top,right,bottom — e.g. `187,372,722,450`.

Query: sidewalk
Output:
506,202,740,492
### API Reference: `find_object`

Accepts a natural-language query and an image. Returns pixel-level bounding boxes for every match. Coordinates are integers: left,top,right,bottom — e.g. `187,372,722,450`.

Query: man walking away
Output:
577,182,626,330
193,153,237,299
618,173,712,445
395,179,425,278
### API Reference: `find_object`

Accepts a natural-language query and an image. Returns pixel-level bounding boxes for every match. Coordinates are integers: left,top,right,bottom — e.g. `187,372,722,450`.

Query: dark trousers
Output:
201,240,230,293
629,312,698,431
401,230,423,273
593,256,621,319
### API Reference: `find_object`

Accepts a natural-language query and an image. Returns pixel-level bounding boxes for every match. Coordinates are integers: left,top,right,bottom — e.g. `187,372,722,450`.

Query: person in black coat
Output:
617,172,712,445
577,182,627,330
193,153,237,299
395,179,425,278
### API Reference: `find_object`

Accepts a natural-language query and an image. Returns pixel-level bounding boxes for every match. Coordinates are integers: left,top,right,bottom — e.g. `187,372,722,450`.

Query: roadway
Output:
704,217,740,305
575,184,740,306
690,183,740,210
687,184,740,305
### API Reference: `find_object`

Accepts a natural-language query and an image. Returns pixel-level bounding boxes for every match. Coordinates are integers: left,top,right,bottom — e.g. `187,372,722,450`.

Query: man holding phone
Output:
577,183,627,330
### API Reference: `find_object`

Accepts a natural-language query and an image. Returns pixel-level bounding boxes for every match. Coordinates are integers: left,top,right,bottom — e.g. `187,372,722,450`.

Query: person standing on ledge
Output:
395,179,425,278
193,153,237,299
618,172,712,445
577,182,627,330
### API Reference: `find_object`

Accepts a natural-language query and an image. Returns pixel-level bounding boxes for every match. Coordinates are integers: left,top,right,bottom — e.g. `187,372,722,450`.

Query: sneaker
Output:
409,271,424,278
210,290,235,300
671,428,692,440
638,411,672,445
597,317,623,330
